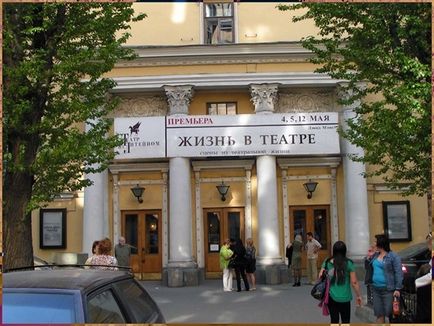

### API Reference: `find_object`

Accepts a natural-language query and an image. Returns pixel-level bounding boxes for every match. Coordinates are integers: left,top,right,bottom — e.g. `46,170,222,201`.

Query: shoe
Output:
237,289,241,292
297,282,301,286
251,287,256,291
292,283,297,287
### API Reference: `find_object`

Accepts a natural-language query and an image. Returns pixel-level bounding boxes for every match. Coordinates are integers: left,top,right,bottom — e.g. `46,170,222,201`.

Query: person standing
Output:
219,238,234,292
233,238,249,292
114,236,132,268
319,241,362,324
365,234,403,323
86,238,118,270
285,241,293,283
291,234,303,286
84,240,99,265
245,238,257,290
306,231,322,285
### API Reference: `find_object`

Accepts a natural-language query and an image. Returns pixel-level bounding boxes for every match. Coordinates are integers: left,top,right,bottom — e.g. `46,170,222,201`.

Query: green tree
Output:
278,3,431,196
3,3,145,270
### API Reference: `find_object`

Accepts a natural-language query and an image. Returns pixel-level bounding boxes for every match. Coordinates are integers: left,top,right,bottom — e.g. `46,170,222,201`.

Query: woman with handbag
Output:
318,241,362,323
365,234,403,323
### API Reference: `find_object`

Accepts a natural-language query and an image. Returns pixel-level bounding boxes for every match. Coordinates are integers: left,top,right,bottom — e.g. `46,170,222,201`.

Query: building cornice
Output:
110,72,343,93
278,157,341,169
192,159,255,171
117,42,314,67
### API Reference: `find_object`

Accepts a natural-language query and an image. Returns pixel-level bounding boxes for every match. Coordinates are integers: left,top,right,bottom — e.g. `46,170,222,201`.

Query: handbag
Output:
228,257,237,269
389,296,415,324
311,269,329,301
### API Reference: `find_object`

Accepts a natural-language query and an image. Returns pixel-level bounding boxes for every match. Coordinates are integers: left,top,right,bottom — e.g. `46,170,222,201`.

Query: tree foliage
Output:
3,3,145,269
279,3,431,196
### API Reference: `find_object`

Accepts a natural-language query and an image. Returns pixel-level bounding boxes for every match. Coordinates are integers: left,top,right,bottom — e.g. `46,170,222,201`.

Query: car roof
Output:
4,269,132,292
397,242,429,259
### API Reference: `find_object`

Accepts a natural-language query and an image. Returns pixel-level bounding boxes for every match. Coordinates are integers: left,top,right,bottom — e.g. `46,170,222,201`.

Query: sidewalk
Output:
141,279,367,323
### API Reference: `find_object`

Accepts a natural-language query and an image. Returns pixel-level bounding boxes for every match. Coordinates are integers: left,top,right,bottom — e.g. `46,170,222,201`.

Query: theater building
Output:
32,2,430,285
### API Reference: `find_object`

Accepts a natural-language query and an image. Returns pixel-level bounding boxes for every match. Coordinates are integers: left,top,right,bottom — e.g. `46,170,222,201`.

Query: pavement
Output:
141,278,369,324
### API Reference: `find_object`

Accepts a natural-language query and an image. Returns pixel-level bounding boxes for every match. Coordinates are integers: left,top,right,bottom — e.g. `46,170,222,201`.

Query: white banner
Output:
114,113,340,159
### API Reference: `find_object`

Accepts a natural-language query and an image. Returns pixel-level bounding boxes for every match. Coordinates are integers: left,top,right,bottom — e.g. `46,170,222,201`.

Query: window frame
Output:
86,286,128,323
203,2,235,44
207,102,237,115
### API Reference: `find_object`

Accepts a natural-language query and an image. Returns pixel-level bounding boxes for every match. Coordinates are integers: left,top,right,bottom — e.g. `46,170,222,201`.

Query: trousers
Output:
222,268,233,291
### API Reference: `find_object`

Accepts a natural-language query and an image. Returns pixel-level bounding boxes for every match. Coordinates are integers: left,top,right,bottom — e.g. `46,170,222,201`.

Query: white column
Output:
256,156,281,264
168,158,195,266
339,84,370,259
165,85,196,268
250,84,282,265
83,120,108,256
83,170,107,256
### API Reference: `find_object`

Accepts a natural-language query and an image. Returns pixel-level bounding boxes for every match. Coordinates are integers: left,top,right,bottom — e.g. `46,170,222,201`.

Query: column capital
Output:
249,83,280,114
164,85,194,116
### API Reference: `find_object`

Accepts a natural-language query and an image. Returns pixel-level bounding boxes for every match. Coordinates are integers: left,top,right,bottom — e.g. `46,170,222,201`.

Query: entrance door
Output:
122,210,162,275
289,206,330,274
204,208,244,276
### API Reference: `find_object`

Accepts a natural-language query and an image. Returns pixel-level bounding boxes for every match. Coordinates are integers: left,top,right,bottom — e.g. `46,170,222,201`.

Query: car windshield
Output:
3,292,77,323
397,243,428,260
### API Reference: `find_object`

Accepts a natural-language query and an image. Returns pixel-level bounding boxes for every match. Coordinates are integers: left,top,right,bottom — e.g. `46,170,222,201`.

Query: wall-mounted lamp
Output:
303,180,318,199
131,184,145,203
216,181,230,201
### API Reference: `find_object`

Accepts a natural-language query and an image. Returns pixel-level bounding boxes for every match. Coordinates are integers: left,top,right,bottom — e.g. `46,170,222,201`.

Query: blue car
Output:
3,269,165,324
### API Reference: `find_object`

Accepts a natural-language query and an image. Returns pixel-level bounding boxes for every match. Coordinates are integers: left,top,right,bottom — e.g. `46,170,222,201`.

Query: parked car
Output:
397,242,431,293
3,269,165,323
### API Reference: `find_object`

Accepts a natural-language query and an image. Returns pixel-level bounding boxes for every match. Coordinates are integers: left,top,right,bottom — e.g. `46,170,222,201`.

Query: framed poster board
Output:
40,208,67,249
383,201,412,242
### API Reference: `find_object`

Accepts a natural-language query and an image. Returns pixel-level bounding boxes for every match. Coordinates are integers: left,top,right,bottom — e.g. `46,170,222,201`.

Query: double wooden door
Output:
289,206,331,273
121,210,162,275
204,207,244,275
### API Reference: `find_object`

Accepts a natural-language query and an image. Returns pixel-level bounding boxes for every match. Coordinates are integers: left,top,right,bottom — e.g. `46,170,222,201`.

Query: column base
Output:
162,267,204,287
255,263,288,285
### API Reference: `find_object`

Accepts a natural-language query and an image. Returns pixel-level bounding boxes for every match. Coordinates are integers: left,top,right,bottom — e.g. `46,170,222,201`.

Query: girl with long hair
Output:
319,240,362,323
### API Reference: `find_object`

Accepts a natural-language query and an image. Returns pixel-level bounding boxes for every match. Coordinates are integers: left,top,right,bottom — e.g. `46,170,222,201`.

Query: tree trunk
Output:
3,171,34,270
427,191,432,231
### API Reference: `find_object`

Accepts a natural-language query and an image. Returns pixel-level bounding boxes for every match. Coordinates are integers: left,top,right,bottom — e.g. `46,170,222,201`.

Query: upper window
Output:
204,3,234,44
207,102,237,115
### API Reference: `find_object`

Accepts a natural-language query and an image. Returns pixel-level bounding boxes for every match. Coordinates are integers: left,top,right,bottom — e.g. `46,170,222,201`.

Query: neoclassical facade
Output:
32,2,430,286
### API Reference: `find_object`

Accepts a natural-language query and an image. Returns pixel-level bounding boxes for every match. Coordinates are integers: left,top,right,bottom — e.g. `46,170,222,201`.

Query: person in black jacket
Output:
285,242,293,283
233,238,250,292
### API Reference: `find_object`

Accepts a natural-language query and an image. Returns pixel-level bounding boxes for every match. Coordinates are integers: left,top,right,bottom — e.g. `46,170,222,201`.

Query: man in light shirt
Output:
306,232,322,285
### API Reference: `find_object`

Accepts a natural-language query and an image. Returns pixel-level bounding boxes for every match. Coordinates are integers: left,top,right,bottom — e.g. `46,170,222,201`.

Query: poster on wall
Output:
383,201,412,241
40,209,67,249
